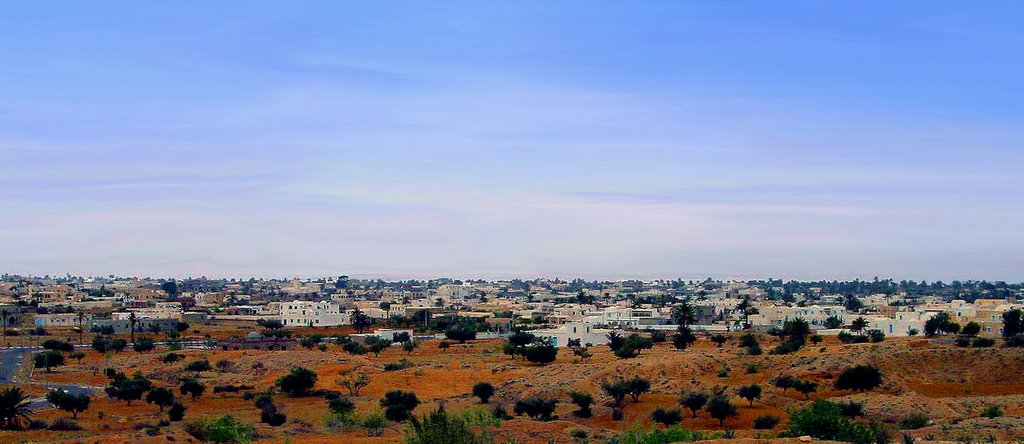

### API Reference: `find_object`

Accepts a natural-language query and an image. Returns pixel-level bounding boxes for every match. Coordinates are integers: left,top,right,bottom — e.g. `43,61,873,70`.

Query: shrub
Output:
445,325,477,343
168,402,187,421
770,340,800,355
651,407,683,426
835,365,883,392
513,396,558,421
672,325,697,350
406,406,493,444
611,408,624,421
867,329,885,343
838,331,869,344
381,390,420,422
48,417,81,431
366,337,392,356
338,373,369,396
753,414,780,429
739,333,759,348
521,339,556,363
745,364,758,374
569,391,593,418
362,413,387,437
34,350,66,372
973,337,995,348
133,337,156,353
402,340,418,354
184,359,212,374
180,378,206,401
601,378,630,407
438,340,451,350
925,312,959,336
961,322,981,336
185,415,255,443
213,384,254,394
650,331,667,343
162,353,184,363
472,382,495,403
613,425,695,443
383,359,414,372
954,336,971,347
981,405,1003,418
900,413,929,430
789,400,888,443
41,339,74,353
276,367,317,396
840,401,864,418
328,397,355,417
773,375,799,392
260,408,286,427
105,372,152,405
343,341,369,355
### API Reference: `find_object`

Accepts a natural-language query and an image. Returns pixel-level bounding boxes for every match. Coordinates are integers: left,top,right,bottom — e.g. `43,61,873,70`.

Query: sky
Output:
1,1,1023,281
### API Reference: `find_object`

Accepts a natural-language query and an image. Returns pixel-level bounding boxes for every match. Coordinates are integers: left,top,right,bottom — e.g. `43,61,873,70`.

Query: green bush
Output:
613,425,695,444
513,396,558,421
981,405,1003,418
789,400,889,444
753,414,779,429
900,413,929,429
276,367,317,396
186,415,255,443
381,390,421,422
405,406,493,444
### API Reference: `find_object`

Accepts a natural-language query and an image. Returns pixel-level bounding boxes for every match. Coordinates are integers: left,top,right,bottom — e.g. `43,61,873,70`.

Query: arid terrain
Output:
3,324,1023,444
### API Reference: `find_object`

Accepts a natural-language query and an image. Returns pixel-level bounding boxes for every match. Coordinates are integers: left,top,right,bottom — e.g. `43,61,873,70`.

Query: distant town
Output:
1,274,1023,442
6,274,1021,346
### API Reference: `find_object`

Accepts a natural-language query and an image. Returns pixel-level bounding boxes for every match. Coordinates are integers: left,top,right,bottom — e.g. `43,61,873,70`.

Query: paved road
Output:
0,347,31,384
0,347,97,410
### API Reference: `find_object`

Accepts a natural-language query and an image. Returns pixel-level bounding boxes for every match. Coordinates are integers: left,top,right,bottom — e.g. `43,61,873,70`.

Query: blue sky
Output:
2,1,1022,281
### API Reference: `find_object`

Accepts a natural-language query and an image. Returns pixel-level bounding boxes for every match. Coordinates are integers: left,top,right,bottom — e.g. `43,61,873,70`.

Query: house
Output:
531,321,610,348
280,301,346,327
34,312,93,328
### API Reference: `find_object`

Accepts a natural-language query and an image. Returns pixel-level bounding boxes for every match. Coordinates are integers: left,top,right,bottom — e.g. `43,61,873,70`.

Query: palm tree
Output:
851,317,869,334
128,312,138,344
77,311,85,345
0,386,33,430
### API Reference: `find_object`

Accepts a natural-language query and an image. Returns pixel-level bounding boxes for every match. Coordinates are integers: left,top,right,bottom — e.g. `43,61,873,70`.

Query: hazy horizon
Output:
3,2,1023,281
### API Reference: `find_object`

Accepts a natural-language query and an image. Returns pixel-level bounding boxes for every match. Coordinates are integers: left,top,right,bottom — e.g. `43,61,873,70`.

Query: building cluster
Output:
1,274,1020,346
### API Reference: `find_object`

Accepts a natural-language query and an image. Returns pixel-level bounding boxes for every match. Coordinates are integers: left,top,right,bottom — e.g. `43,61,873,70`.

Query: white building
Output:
34,312,93,327
280,301,346,327
532,320,610,348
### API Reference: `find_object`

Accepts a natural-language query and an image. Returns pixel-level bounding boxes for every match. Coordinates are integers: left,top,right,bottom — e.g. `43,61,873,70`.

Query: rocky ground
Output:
4,329,1023,443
